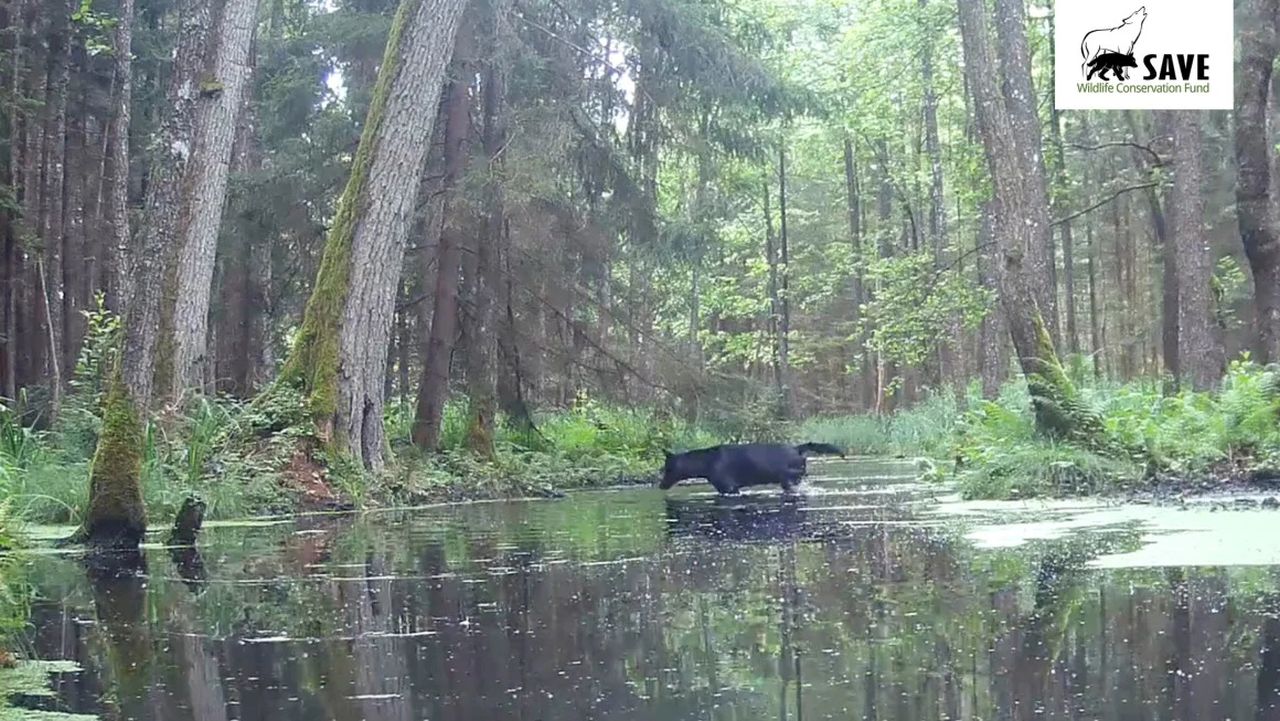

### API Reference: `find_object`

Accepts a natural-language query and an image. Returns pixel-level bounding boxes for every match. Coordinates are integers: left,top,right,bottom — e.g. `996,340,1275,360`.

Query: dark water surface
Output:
22,459,1280,720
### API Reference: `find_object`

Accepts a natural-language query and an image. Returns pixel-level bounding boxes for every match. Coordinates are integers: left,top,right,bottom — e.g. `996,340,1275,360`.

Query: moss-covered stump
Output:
86,378,147,549
167,496,205,546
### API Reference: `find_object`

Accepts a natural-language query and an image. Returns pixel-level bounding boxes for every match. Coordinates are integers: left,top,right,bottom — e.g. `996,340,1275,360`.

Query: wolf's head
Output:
1122,7,1147,25
658,451,680,489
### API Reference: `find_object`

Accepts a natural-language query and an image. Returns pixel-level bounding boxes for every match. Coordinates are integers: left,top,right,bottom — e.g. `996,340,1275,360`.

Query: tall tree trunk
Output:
873,140,894,413
21,8,47,393
992,0,1059,349
412,28,472,451
63,69,89,380
763,176,783,403
496,222,534,431
41,0,71,414
977,201,1004,398
217,87,268,396
2,0,23,401
465,14,511,459
1046,10,1077,355
1121,198,1140,377
282,0,468,470
166,0,260,399
958,0,1094,439
777,144,792,416
1122,111,1177,382
1169,111,1224,390
920,0,956,386
105,0,134,315
1236,0,1280,364
842,137,872,409
122,0,219,410
1087,222,1102,379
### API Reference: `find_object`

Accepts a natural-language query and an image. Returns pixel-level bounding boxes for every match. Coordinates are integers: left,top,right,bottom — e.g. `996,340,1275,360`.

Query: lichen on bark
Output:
85,371,147,548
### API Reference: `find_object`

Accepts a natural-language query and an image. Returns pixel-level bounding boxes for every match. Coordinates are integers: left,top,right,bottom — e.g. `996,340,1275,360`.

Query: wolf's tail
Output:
795,442,845,458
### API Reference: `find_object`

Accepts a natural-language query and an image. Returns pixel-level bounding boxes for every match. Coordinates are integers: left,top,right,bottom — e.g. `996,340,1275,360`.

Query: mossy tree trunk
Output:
281,0,467,470
957,0,1099,441
166,0,261,398
86,372,146,548
84,0,212,549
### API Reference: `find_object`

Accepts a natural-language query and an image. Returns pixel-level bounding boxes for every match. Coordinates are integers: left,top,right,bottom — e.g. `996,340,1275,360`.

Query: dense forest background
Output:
2,0,1280,533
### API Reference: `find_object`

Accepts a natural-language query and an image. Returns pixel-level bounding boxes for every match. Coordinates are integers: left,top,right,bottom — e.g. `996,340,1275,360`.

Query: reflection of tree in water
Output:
28,500,1280,721
85,550,157,721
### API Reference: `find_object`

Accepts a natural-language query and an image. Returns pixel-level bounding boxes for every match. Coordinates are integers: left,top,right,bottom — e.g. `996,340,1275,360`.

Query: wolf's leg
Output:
781,469,804,494
709,474,739,495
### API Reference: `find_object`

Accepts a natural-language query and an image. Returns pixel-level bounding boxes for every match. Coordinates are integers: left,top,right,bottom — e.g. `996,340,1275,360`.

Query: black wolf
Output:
1086,52,1137,81
658,442,846,495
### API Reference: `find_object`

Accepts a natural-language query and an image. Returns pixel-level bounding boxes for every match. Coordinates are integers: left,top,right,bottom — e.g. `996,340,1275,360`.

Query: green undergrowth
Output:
381,395,723,501
1,382,727,523
789,358,1280,500
793,390,963,458
943,359,1280,500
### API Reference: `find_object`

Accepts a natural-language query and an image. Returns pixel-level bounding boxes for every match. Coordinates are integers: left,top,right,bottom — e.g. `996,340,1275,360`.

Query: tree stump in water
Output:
167,497,206,546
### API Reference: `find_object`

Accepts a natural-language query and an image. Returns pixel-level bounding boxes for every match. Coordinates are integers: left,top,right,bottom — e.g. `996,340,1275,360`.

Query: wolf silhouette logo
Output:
1080,7,1147,81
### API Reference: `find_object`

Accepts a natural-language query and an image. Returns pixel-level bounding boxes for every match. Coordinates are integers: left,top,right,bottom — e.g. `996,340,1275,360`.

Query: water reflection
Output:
18,460,1280,720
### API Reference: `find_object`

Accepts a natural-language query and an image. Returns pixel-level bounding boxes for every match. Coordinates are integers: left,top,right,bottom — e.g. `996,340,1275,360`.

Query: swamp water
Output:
15,458,1280,720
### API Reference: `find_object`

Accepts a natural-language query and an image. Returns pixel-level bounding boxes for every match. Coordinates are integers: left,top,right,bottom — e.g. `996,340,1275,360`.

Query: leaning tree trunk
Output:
122,0,219,410
165,0,261,399
412,29,473,451
280,0,468,470
958,0,1097,440
992,0,1059,349
1170,110,1225,390
1236,0,1280,365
